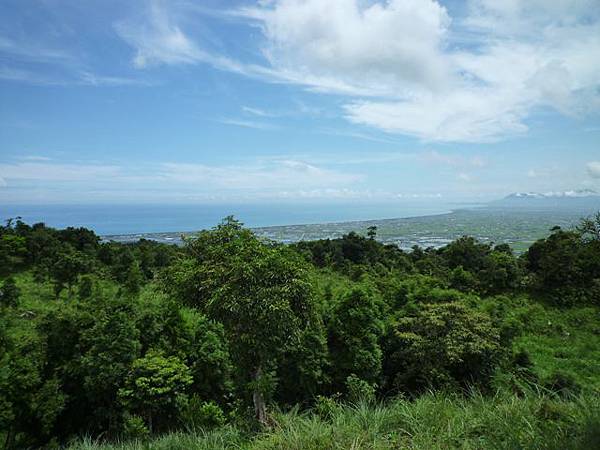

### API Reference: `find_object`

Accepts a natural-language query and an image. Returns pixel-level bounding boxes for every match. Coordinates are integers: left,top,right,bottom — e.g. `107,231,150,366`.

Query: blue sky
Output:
0,0,599,204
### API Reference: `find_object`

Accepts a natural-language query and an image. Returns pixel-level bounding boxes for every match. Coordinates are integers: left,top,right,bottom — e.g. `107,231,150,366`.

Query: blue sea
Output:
0,202,457,236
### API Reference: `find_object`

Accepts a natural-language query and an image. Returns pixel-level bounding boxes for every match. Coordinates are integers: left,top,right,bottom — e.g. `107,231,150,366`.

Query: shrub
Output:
122,415,149,441
180,397,226,431
345,374,376,403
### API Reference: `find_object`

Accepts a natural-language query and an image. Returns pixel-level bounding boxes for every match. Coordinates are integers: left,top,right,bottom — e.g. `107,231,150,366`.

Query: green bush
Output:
181,397,226,431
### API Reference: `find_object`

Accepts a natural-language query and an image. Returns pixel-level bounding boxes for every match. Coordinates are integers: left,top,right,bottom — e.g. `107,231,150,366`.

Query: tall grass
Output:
68,390,600,450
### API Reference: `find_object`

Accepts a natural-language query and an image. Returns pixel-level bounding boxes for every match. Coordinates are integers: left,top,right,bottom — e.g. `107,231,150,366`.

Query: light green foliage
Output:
66,391,600,450
345,374,376,403
119,351,193,431
384,301,500,392
122,415,149,441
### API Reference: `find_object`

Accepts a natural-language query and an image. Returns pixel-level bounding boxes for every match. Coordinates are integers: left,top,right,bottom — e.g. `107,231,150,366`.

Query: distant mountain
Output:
493,189,600,209
504,189,599,200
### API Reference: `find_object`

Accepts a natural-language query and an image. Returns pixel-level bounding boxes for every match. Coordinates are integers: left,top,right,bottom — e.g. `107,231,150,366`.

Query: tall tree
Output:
162,217,317,425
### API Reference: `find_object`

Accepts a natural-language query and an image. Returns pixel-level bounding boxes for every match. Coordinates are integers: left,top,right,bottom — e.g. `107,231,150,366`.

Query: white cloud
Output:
0,162,122,181
419,150,487,168
458,172,472,182
0,159,364,201
242,106,273,117
587,161,600,179
115,1,205,68
160,160,362,190
242,0,451,95
218,118,278,130
113,0,600,142
20,155,52,161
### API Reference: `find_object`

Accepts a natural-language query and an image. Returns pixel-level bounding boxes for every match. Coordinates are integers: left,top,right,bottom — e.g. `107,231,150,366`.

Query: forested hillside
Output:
1,214,599,449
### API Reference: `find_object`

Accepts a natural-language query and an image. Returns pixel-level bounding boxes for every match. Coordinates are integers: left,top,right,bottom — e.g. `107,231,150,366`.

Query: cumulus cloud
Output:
242,0,451,95
116,0,600,142
242,0,600,142
588,161,600,179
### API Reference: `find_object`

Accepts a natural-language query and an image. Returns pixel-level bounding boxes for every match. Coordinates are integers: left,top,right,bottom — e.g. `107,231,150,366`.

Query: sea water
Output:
0,202,456,236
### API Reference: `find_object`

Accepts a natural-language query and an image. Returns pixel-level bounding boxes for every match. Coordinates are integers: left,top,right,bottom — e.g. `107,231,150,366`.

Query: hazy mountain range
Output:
494,189,600,209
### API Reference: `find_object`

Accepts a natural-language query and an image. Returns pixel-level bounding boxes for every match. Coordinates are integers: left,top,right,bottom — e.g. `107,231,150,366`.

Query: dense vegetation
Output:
1,213,599,449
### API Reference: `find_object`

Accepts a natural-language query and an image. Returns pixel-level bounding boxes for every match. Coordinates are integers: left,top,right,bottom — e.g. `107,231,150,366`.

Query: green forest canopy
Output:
1,213,599,448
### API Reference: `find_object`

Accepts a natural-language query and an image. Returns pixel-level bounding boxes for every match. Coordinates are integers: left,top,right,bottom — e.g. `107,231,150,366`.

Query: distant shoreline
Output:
101,208,462,242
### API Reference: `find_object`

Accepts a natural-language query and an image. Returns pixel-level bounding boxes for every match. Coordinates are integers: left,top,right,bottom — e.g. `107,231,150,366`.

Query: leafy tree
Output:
57,227,100,253
383,302,500,393
44,244,91,298
276,315,329,405
0,234,27,276
0,278,20,308
1,331,65,449
79,299,141,434
163,217,317,425
522,216,600,304
578,212,600,241
441,236,491,272
328,286,385,391
124,261,143,295
77,274,97,300
119,351,192,432
480,250,521,295
367,226,378,240
449,266,479,293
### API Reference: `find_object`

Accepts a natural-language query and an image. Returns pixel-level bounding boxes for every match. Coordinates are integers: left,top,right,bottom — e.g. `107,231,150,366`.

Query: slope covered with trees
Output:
1,214,599,449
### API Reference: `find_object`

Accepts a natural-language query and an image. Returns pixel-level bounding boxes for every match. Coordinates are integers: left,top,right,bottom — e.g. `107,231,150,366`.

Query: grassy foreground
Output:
69,391,600,450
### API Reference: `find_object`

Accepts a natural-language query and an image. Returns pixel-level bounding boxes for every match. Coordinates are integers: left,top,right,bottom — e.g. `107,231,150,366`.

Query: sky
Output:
0,0,599,205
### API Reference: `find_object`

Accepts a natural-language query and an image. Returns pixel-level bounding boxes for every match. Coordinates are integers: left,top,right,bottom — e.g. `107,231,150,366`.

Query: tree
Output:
441,236,491,272
578,212,600,241
0,278,20,308
328,286,385,391
0,234,27,276
123,261,143,295
367,226,378,240
44,244,91,298
79,299,141,434
119,351,192,432
162,217,317,425
383,302,500,393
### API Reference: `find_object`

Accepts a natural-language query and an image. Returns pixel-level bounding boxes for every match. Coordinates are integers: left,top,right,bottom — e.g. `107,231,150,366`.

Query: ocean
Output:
0,202,456,236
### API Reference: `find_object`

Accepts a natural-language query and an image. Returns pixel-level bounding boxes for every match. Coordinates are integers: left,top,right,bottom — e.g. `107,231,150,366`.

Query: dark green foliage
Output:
525,226,600,305
180,397,226,430
0,219,28,275
163,217,319,423
0,277,19,308
43,243,92,298
328,286,385,391
123,261,143,295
